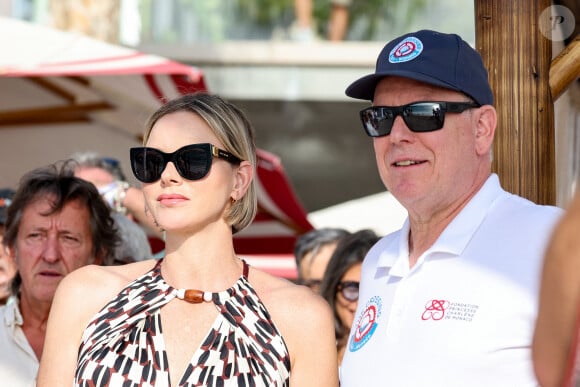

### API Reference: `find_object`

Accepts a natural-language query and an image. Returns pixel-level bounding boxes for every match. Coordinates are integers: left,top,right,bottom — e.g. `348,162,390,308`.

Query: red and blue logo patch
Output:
389,36,423,63
349,296,382,352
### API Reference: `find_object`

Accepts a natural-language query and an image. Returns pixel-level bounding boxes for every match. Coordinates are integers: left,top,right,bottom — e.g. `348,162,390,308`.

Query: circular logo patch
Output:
389,36,423,63
349,296,382,352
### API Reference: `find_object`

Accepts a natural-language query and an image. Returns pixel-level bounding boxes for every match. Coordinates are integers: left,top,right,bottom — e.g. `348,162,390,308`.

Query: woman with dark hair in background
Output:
294,227,350,291
319,229,380,365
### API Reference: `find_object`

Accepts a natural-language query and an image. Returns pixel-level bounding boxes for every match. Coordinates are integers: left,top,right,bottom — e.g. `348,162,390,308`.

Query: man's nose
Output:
41,236,61,263
389,116,414,142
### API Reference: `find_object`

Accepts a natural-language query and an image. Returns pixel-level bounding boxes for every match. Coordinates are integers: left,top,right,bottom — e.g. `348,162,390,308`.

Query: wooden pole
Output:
475,0,555,205
550,35,580,101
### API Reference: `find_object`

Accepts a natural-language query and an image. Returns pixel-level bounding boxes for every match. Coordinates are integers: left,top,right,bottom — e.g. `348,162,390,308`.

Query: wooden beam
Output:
550,34,580,100
475,0,555,205
26,77,78,102
0,102,112,126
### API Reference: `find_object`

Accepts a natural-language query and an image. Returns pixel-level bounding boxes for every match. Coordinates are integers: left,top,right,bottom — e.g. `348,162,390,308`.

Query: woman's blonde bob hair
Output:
142,93,257,233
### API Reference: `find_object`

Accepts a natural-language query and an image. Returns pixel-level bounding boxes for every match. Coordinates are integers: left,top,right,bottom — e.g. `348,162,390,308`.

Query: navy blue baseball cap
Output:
345,29,494,106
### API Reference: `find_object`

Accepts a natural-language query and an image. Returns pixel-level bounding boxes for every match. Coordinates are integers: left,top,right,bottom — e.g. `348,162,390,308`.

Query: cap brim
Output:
345,70,462,101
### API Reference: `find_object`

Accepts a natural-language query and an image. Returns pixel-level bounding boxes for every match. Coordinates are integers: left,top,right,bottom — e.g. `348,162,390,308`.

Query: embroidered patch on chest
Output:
349,296,382,352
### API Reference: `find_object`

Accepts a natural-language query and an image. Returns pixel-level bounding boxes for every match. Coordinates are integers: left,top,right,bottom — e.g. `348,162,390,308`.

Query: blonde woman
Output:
38,93,338,386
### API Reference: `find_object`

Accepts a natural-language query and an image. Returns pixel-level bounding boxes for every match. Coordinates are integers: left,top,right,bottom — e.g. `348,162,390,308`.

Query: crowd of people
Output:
0,27,577,387
294,227,378,366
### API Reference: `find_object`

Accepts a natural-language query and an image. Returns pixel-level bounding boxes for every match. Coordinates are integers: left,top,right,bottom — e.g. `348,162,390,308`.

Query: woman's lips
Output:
157,194,189,205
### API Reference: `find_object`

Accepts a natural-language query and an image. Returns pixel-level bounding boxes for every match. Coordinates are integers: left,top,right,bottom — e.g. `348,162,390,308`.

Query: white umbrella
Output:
308,191,408,237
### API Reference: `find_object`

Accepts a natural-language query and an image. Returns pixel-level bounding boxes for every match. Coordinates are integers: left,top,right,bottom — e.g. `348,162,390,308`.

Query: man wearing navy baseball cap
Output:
339,30,562,386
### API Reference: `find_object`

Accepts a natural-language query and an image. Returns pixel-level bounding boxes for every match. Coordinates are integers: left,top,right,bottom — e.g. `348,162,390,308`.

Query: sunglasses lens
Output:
403,102,444,132
130,148,165,183
361,108,394,137
175,146,211,180
339,282,359,302
361,102,447,136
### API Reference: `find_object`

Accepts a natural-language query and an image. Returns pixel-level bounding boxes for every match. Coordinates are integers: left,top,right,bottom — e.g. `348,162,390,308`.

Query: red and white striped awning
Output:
236,149,313,278
0,16,311,279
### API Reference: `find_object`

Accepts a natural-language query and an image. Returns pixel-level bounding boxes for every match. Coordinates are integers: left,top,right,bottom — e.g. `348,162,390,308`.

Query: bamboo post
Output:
550,35,580,101
475,0,555,205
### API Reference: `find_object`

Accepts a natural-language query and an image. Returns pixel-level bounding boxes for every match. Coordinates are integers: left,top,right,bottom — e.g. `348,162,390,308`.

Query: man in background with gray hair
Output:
0,164,120,386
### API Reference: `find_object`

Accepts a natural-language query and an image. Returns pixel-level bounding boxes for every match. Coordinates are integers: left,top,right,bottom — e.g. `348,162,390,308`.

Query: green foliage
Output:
314,0,430,40
137,0,449,42
234,0,293,25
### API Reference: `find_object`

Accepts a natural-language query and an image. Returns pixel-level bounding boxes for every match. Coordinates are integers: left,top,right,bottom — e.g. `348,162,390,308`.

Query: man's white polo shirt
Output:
0,298,39,387
340,174,562,386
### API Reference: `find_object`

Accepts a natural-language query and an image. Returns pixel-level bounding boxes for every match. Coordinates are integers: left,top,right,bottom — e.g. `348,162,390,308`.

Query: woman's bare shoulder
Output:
247,267,337,380
62,259,156,289
55,259,159,317
248,267,332,328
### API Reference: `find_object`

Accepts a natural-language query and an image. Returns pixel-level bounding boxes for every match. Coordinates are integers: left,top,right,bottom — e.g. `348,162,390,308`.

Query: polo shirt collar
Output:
377,174,503,275
2,297,23,327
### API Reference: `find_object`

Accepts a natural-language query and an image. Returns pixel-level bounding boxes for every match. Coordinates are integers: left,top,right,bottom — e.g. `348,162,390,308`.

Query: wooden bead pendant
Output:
176,288,213,303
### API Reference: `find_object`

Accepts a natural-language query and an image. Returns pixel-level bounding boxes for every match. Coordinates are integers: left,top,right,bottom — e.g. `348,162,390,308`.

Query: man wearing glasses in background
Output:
339,29,563,386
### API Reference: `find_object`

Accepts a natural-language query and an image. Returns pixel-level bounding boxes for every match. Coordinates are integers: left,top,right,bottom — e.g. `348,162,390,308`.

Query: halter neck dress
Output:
74,259,291,386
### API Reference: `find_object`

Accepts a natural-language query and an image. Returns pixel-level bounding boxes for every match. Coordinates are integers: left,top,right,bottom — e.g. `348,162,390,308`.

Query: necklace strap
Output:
174,259,249,304
242,259,249,278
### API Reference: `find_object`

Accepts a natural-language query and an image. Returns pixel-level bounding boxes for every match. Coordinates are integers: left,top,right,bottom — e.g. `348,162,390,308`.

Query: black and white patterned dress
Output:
75,259,291,386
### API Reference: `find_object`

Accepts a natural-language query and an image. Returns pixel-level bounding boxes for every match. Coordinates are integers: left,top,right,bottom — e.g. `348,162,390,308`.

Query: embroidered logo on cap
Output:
389,36,423,63
349,296,382,352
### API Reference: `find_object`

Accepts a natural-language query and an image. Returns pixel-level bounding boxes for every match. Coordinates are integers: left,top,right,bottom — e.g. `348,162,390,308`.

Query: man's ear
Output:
474,105,497,156
231,161,253,201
